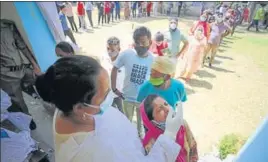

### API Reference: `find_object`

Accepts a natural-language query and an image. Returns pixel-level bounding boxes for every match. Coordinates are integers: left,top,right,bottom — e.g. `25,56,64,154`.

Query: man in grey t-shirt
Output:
111,26,154,137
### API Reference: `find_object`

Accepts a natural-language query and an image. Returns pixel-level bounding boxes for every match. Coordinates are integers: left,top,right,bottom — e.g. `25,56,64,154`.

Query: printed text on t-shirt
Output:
130,64,148,85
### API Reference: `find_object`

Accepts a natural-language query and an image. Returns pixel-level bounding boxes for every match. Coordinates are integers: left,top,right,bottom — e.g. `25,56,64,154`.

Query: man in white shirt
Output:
85,1,94,28
153,2,158,16
111,26,154,137
101,36,124,113
64,2,78,32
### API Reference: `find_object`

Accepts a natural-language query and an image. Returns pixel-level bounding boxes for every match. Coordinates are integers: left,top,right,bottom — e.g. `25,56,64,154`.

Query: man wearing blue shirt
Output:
115,1,121,20
59,5,77,45
137,56,187,110
132,2,137,18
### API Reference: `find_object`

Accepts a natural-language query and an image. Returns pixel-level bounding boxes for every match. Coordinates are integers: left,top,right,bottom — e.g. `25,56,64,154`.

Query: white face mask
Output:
84,90,115,115
217,17,223,23
108,51,118,58
200,16,206,22
156,41,163,46
170,23,177,30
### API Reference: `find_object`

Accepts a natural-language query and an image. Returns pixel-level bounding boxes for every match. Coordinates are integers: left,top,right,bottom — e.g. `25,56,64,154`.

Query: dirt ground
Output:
26,10,268,160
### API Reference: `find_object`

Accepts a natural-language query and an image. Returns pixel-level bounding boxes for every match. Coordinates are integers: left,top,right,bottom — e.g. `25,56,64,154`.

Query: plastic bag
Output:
1,128,37,162
1,89,12,113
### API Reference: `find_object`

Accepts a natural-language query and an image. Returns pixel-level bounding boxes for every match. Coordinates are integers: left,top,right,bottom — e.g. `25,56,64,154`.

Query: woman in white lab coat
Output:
35,55,182,162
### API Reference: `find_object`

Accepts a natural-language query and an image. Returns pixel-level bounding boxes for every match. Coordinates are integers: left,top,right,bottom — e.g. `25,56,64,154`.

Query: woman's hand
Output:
164,105,183,140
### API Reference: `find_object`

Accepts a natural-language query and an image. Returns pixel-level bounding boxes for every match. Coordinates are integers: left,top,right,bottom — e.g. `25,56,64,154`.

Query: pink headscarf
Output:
140,102,188,162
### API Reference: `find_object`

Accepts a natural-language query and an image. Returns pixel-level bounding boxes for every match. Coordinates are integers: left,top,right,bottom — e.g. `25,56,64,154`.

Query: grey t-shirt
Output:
113,49,154,100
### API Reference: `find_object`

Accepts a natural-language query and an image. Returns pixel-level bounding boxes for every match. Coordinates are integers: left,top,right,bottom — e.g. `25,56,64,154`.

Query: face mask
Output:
135,46,149,56
169,23,177,30
149,77,165,86
84,90,115,115
108,51,118,58
156,41,163,46
217,17,223,23
200,16,206,22
152,120,166,130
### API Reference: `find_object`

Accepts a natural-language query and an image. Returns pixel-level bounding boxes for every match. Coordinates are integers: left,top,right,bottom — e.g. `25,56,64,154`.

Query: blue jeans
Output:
115,9,120,20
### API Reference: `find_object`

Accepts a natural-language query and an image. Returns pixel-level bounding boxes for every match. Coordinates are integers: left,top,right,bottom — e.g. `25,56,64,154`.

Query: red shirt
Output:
77,2,85,15
243,8,249,16
104,2,111,14
147,2,153,12
149,41,168,56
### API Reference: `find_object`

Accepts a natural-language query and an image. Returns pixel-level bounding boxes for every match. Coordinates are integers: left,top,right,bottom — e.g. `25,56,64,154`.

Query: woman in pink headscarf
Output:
140,95,198,162
179,26,207,82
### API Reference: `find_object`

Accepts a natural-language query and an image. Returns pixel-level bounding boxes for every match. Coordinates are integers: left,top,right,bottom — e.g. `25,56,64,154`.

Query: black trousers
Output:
105,13,110,24
98,12,104,25
132,9,136,18
110,9,114,22
112,97,123,113
64,29,77,44
79,18,81,28
67,16,78,32
147,11,150,17
247,20,259,31
178,6,182,17
0,68,35,115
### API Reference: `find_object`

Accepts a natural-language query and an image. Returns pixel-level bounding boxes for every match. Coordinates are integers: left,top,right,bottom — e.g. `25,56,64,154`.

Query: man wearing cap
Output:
137,56,187,110
149,32,168,57
164,17,189,63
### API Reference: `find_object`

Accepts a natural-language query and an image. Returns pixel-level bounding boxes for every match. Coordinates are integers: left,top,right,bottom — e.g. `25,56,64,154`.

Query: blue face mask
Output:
152,120,166,131
84,90,115,115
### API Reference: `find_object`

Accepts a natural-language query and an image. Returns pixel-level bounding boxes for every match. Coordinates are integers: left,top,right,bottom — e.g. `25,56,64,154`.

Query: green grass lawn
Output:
226,28,268,72
131,17,268,72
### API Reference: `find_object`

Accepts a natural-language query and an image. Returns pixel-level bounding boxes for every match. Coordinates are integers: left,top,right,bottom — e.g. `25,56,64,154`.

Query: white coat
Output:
54,107,181,162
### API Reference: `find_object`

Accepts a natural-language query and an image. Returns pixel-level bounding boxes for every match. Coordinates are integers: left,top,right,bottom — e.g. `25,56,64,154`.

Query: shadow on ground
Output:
222,39,234,44
225,36,243,40
216,55,234,60
185,87,195,95
213,59,222,65
205,65,235,73
235,30,246,34
195,69,216,78
187,78,213,90
218,48,227,53
220,44,231,49
128,16,168,24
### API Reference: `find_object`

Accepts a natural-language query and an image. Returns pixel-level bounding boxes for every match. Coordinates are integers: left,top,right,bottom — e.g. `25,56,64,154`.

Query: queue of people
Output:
39,16,200,160
33,2,267,162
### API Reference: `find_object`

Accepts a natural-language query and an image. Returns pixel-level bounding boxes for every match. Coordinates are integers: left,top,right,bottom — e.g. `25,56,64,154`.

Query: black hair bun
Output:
35,66,56,103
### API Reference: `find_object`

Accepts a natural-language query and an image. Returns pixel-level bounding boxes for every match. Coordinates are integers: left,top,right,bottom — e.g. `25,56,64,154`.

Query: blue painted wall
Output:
14,2,57,72
236,117,268,162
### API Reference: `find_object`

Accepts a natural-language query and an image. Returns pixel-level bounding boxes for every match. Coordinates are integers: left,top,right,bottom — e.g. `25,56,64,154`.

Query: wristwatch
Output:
112,88,118,93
